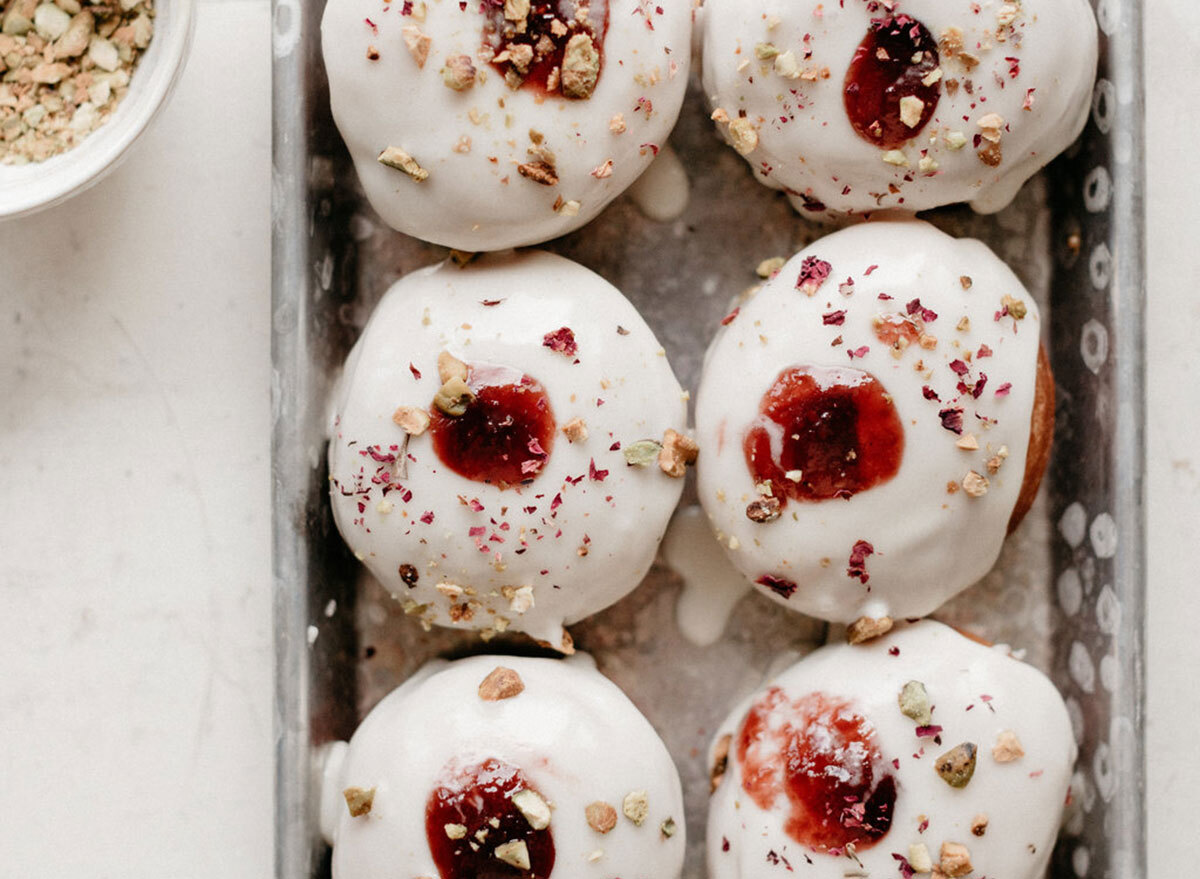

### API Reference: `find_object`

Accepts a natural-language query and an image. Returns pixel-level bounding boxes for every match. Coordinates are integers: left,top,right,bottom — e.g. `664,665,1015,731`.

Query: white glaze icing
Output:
321,0,693,251
694,218,1042,624
328,250,688,646
323,654,686,878
663,505,751,647
701,0,1097,216
708,620,1075,879
628,144,691,223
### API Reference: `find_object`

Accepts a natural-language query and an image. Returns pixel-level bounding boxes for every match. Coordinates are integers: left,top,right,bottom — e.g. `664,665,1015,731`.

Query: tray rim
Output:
270,1,1148,875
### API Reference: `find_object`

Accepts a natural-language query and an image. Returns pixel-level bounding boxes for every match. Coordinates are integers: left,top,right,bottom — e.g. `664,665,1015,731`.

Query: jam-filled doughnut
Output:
694,219,1052,629
321,655,686,879
707,620,1075,879
701,0,1098,216
321,0,694,250
328,250,693,650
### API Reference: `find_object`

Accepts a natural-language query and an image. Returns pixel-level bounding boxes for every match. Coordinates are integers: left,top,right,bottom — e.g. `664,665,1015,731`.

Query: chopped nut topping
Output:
438,351,468,383
399,563,419,587
848,616,894,645
561,417,588,443
898,680,933,725
660,817,677,838
756,256,785,278
944,130,968,150
517,159,558,186
774,49,801,79
977,140,1003,167
992,729,1025,762
494,839,531,870
511,788,551,830
622,790,649,826
441,54,477,90
585,801,617,834
882,149,909,167
393,406,430,436
939,842,973,877
710,733,732,792
609,113,626,133
444,822,467,839
754,41,779,60
909,842,934,873
434,377,474,416
560,32,599,98
977,112,1005,143
401,25,431,68
478,666,525,701
935,742,978,788
623,439,662,467
728,117,758,155
1002,294,1028,319
745,496,781,523
960,275,973,289
971,813,989,836
343,786,376,817
962,470,989,498
378,146,430,181
955,433,979,451
658,429,698,478
504,0,529,22
899,95,926,128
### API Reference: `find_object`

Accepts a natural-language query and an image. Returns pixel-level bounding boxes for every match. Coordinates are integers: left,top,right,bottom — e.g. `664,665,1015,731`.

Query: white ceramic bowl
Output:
0,0,194,219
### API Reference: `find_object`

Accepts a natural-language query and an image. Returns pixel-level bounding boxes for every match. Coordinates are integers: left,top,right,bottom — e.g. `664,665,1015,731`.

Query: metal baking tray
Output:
271,2,1145,876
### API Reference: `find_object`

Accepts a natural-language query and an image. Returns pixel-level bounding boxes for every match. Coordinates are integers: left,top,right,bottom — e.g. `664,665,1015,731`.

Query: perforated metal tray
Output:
271,2,1145,875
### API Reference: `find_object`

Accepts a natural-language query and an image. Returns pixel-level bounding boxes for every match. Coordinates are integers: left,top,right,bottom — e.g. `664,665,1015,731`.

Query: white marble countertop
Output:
0,0,1191,875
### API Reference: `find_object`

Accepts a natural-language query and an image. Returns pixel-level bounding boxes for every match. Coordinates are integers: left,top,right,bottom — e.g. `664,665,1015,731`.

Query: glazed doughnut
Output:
328,250,692,649
321,0,694,250
707,620,1075,879
701,0,1098,216
694,218,1052,627
321,654,686,879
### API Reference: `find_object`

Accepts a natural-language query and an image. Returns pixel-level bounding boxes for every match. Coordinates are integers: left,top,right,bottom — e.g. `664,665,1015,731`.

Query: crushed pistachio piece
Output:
774,49,801,79
935,742,978,788
898,680,933,725
343,786,376,817
945,130,968,150
444,822,468,839
585,801,617,834
899,95,925,128
658,429,699,477
560,32,599,98
622,790,649,826
561,417,588,443
754,41,779,60
511,788,552,830
434,377,474,416
392,406,430,436
437,351,468,383
478,666,525,701
756,256,786,278
401,25,431,68
442,54,477,90
494,839,531,870
848,616,894,644
882,149,909,166
909,842,934,873
1002,294,1028,319
660,817,677,838
962,470,989,498
378,146,430,181
710,733,732,792
745,496,782,523
992,729,1025,762
728,117,758,155
623,439,662,467
939,842,973,878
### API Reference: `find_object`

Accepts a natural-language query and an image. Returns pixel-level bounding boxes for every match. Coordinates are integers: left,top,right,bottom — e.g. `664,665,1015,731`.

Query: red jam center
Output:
743,366,904,504
426,758,556,879
738,688,897,853
482,0,609,97
430,362,556,487
843,15,941,148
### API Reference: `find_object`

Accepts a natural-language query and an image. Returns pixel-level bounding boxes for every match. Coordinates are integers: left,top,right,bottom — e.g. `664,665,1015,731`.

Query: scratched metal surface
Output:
271,2,1145,876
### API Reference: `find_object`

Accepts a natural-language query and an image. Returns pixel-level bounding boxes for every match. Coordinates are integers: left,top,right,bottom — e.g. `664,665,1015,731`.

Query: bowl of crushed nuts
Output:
0,0,192,218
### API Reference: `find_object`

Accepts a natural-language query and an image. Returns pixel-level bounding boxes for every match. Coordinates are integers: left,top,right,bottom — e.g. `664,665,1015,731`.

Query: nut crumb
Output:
955,433,979,451
962,470,989,498
478,666,525,701
745,496,781,523
343,786,376,817
392,406,430,436
494,840,531,870
658,429,698,477
441,54,476,90
728,117,759,155
560,32,599,98
939,842,973,878
992,729,1025,762
848,616,893,645
710,733,732,792
378,146,430,181
561,417,588,443
970,813,989,836
622,790,649,826
401,25,431,68
511,788,551,830
585,801,617,834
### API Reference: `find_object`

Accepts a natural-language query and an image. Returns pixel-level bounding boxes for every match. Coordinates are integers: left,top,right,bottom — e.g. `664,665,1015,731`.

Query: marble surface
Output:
0,0,1190,875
